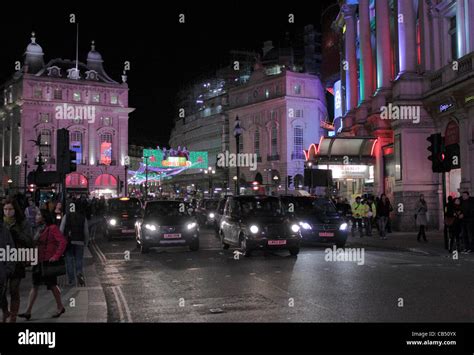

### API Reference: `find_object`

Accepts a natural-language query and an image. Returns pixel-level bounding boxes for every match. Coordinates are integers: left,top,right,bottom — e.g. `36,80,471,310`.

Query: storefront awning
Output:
304,137,377,164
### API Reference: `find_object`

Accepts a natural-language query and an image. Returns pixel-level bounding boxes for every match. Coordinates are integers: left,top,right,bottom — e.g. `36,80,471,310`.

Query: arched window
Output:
100,132,113,165
70,131,82,165
271,122,278,156
40,129,51,158
254,129,260,157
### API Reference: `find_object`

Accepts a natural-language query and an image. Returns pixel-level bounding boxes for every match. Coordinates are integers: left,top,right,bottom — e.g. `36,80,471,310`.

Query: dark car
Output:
135,200,200,253
219,195,301,256
104,197,142,241
213,196,230,236
280,196,349,248
195,199,219,227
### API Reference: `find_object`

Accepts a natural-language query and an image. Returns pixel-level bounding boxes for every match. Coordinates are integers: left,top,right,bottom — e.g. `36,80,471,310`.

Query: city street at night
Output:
90,226,473,323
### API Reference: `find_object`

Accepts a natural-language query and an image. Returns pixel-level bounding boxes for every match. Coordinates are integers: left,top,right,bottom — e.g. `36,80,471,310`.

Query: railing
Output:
427,52,474,91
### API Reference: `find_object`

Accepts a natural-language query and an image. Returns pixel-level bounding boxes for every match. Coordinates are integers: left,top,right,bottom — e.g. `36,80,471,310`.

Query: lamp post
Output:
273,175,279,195
144,155,149,201
7,179,13,196
233,175,238,195
233,116,243,195
308,162,313,195
23,154,28,194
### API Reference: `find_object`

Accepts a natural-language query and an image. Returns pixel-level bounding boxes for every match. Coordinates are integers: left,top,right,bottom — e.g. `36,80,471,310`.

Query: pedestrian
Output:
415,194,428,242
444,196,455,250
24,197,40,233
2,197,33,322
0,220,15,323
365,197,376,237
18,209,67,320
54,202,63,226
460,191,473,253
377,194,392,239
449,198,464,253
60,202,89,286
351,196,365,238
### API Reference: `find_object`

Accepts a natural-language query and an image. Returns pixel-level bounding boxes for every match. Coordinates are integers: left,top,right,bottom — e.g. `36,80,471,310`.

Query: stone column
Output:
376,0,392,90
342,4,358,111
398,0,417,74
359,0,374,101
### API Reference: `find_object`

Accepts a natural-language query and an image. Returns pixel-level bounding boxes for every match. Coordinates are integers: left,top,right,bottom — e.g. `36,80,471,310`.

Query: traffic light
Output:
443,143,460,171
287,175,293,188
69,150,77,173
427,133,445,172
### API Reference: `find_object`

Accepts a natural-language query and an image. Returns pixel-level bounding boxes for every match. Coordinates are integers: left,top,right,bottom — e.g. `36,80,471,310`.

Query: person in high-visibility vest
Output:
351,196,367,237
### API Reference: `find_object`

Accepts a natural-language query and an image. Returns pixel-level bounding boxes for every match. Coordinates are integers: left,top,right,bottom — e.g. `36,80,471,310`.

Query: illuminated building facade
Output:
0,34,134,197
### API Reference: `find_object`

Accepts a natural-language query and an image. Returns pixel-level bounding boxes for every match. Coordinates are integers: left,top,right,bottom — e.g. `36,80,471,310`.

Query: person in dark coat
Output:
449,198,464,253
0,222,15,322
376,194,392,239
415,194,428,242
2,197,33,322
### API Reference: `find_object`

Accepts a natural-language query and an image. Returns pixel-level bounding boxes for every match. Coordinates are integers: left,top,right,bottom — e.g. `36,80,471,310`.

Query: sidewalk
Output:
346,229,474,258
14,247,107,323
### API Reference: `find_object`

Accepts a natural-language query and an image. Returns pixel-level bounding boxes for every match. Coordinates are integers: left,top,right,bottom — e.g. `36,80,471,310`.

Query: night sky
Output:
0,2,333,147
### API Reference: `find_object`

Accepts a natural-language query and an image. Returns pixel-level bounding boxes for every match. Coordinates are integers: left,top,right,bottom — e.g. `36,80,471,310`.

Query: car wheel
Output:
289,247,299,256
220,231,230,250
140,244,149,254
189,239,199,251
240,236,251,257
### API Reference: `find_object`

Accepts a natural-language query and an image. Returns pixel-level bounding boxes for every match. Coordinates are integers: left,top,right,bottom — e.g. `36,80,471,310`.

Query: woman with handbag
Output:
18,209,67,320
415,194,428,242
2,198,33,323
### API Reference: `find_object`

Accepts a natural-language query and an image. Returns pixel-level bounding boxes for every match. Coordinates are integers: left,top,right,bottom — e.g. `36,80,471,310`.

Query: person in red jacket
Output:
18,209,67,320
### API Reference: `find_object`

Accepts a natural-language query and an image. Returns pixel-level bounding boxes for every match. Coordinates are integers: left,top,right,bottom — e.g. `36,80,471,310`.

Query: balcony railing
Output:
427,52,474,92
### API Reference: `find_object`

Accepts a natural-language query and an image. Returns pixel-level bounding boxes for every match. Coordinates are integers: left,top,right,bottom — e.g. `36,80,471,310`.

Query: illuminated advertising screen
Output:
143,148,208,169
100,142,112,165
334,80,342,119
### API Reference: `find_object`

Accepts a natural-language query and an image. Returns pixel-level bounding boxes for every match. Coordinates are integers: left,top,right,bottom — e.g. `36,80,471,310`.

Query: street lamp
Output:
233,175,238,195
233,116,243,195
273,175,279,195
307,162,313,195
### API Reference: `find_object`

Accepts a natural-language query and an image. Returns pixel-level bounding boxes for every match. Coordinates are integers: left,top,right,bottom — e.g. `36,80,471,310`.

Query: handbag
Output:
40,226,66,278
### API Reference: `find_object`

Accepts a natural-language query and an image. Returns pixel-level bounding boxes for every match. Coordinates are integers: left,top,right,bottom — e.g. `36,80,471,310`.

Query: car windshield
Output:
283,198,337,215
145,201,189,217
108,199,141,213
204,200,219,210
238,197,283,217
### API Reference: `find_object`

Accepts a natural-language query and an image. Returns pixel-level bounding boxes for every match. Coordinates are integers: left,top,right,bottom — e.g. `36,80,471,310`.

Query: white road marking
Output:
116,286,133,323
111,286,124,322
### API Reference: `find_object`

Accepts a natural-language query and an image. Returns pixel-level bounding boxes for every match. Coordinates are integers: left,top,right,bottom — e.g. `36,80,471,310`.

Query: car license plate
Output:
122,229,134,233
319,232,334,237
164,233,181,239
268,240,286,246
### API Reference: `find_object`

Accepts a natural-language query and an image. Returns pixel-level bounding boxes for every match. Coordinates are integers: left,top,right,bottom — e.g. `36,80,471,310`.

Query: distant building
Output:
0,34,134,197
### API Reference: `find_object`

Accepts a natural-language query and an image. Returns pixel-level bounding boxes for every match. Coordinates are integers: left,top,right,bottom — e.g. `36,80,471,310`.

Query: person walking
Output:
365,197,376,237
377,194,392,240
2,197,33,322
0,220,15,323
60,202,89,286
444,196,455,250
24,197,40,233
449,198,464,253
415,194,428,242
18,209,67,320
460,191,473,253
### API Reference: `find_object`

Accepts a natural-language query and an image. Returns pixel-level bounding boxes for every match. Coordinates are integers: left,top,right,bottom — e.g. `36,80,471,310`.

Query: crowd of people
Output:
0,192,106,322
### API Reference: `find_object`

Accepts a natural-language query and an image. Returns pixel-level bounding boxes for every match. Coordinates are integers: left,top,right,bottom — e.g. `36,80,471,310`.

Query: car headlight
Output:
339,223,348,231
145,224,157,231
187,222,197,230
249,225,259,234
298,222,312,230
109,219,117,226
209,213,215,219
291,224,300,233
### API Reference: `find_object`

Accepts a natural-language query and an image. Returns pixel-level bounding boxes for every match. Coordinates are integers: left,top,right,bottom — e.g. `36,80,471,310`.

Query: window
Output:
39,113,50,123
271,111,277,120
100,132,113,165
295,109,303,118
110,94,118,104
102,117,112,126
73,92,81,102
449,16,458,60
253,90,258,98
293,126,304,160
92,93,100,103
39,129,51,158
271,122,278,156
70,131,82,165
254,129,260,156
276,84,281,95
53,89,62,100
294,84,301,95
34,87,42,99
